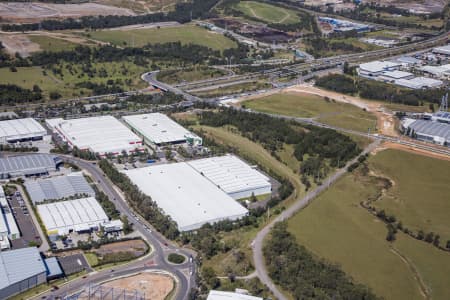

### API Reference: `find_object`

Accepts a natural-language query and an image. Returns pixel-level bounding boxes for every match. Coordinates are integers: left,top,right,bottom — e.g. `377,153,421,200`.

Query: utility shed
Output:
25,172,95,204
46,116,143,156
0,247,47,299
0,154,62,179
44,257,63,279
0,118,47,144
37,197,109,236
124,163,248,231
122,113,202,146
187,155,271,199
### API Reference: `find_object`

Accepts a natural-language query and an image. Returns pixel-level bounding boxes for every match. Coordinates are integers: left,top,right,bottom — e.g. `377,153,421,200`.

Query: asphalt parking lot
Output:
8,191,42,249
58,253,92,275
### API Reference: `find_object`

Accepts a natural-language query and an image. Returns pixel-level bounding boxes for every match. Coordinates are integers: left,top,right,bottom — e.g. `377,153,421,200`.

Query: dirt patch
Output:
0,2,135,23
94,239,148,257
0,34,40,57
101,272,174,300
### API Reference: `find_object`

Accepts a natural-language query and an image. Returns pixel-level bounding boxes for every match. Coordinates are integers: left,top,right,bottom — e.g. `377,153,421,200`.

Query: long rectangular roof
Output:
359,61,400,73
0,118,46,140
124,163,248,231
122,113,200,144
406,119,450,141
25,172,95,204
187,155,271,196
0,247,46,290
0,154,59,176
207,291,263,300
37,197,109,234
46,116,142,154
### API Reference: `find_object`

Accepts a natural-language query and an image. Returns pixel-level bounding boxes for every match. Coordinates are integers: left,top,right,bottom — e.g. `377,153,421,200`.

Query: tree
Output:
417,230,425,240
433,234,440,247
425,232,434,243
121,215,132,234
202,267,220,289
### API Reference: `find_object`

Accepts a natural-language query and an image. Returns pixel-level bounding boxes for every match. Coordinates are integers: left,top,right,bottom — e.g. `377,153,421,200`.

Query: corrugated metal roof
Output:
122,113,201,145
44,257,63,277
407,120,450,141
25,173,94,204
0,247,46,290
0,154,59,176
0,118,46,140
187,155,271,196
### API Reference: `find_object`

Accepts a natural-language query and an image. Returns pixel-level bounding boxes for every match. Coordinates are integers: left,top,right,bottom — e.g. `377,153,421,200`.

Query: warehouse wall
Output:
228,186,272,200
0,272,46,299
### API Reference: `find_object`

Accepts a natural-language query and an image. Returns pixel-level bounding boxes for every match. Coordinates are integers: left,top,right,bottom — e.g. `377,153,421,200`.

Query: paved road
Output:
34,156,195,300
252,140,381,300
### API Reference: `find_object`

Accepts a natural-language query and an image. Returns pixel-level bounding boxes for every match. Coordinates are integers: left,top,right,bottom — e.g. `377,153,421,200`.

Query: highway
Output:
34,156,196,300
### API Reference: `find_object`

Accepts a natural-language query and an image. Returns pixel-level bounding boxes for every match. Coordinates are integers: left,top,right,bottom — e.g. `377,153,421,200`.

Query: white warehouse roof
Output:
359,61,400,73
380,70,413,79
0,118,46,143
37,197,109,235
122,113,202,145
207,291,263,300
46,116,143,155
395,77,443,89
124,163,248,231
433,44,450,55
187,155,271,199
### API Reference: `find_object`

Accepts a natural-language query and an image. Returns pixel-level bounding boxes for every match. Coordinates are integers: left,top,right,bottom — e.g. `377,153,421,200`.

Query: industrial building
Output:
0,186,20,250
402,119,450,146
25,172,95,204
124,163,248,231
0,154,62,179
358,61,401,78
207,290,263,300
46,116,143,156
318,17,370,32
395,77,443,89
432,111,450,124
122,113,202,146
420,64,450,79
0,247,47,299
432,44,450,56
0,118,47,144
187,155,271,199
378,70,414,83
37,197,110,236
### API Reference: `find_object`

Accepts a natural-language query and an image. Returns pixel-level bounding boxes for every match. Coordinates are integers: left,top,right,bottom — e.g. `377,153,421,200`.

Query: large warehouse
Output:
46,116,143,156
0,187,20,250
124,163,248,231
187,155,271,199
0,118,47,144
122,113,202,146
402,119,450,146
207,291,262,300
0,154,62,179
25,172,95,204
0,247,47,299
37,197,109,236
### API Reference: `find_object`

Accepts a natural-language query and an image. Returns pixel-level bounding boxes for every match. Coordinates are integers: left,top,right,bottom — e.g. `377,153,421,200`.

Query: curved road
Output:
252,140,381,300
34,156,196,300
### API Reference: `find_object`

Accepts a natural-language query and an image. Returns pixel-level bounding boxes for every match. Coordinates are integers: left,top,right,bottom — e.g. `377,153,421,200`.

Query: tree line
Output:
0,84,43,105
316,74,448,106
199,108,359,186
1,0,221,32
264,222,379,299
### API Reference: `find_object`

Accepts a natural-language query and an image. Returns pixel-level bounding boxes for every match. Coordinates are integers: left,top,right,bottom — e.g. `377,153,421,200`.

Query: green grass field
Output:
0,62,147,99
28,35,78,52
85,25,237,51
235,1,299,24
157,66,228,84
243,92,377,132
288,149,450,300
192,81,272,98
369,149,450,241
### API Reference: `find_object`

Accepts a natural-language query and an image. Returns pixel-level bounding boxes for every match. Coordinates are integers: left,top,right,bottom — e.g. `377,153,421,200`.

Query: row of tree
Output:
316,74,448,106
0,84,43,105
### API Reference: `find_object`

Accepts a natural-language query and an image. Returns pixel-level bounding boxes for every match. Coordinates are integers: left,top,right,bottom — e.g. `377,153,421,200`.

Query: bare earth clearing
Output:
100,272,174,300
0,2,135,23
0,34,40,57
